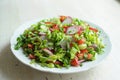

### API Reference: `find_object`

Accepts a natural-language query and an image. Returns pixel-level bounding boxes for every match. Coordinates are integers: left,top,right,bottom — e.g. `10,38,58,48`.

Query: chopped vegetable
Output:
29,54,36,59
77,39,85,45
60,16,67,22
28,44,34,49
81,49,88,54
70,57,79,66
43,48,53,56
87,53,93,60
62,16,72,25
89,27,98,32
76,53,84,59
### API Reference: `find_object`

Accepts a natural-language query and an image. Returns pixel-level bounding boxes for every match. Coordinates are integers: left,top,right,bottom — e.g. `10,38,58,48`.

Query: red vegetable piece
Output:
77,39,85,45
43,48,53,55
50,24,59,32
54,61,62,65
78,59,85,63
60,16,67,22
80,49,88,54
62,16,72,25
70,43,73,48
52,24,59,30
29,54,36,59
76,53,84,59
70,57,79,66
63,26,68,33
77,26,83,34
89,27,98,32
45,22,52,24
87,53,93,60
28,44,33,49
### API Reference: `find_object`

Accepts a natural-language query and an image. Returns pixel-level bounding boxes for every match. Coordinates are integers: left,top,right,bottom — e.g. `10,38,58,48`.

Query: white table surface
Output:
0,0,120,80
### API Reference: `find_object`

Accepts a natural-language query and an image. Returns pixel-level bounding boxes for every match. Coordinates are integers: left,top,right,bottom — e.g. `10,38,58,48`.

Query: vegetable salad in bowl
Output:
14,16,105,68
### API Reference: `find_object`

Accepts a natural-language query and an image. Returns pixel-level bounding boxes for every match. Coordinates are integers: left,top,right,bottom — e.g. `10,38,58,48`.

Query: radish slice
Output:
43,48,53,55
66,26,83,34
60,40,69,50
60,36,72,49
78,59,85,63
90,44,98,49
41,36,46,40
62,16,72,25
39,32,46,36
39,32,46,40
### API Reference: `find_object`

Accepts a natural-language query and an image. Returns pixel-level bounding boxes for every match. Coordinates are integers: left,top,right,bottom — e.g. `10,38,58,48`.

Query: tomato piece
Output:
29,54,36,59
54,61,62,65
89,27,98,32
76,26,84,35
77,30,82,35
70,57,79,66
70,43,73,48
45,22,52,24
77,27,82,35
60,16,67,22
87,53,93,60
50,24,59,32
76,53,84,59
80,49,88,54
77,39,85,45
52,24,59,30
28,44,33,49
63,26,68,33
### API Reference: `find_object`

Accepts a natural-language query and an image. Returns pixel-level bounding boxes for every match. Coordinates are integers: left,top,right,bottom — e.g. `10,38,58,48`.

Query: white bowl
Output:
10,18,112,74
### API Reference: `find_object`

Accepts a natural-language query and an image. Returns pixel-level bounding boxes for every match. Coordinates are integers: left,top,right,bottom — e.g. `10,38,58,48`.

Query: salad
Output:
15,16,104,68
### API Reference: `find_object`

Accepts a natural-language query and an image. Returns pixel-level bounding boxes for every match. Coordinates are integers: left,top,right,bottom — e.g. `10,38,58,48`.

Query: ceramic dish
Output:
10,17,111,74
